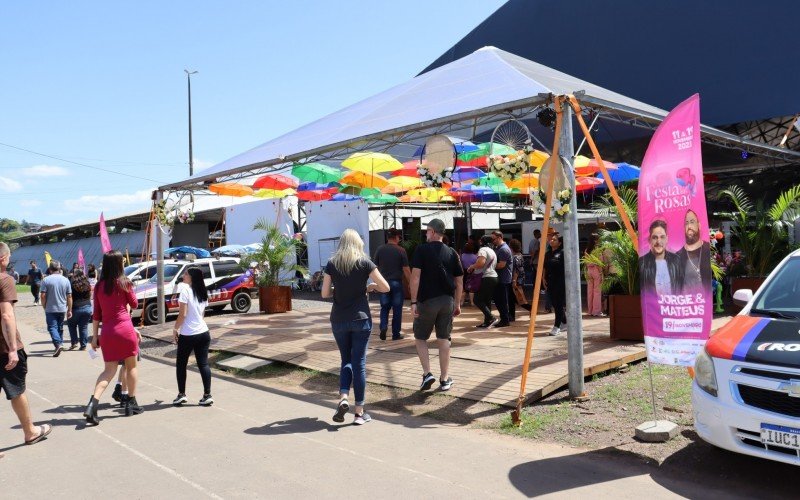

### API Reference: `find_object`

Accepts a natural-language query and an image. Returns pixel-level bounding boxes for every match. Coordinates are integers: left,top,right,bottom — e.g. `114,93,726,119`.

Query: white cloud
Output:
63,189,153,213
19,199,42,207
0,176,22,192
22,164,70,177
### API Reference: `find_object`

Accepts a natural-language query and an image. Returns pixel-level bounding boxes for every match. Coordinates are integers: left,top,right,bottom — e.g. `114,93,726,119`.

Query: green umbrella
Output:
291,163,343,184
475,173,506,187
364,193,399,204
458,142,517,161
339,186,381,197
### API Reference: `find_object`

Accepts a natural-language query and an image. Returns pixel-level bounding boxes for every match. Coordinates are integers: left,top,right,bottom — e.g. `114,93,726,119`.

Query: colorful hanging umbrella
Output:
364,193,399,204
596,163,640,185
253,188,296,198
412,138,478,157
575,177,604,193
291,163,343,184
341,152,403,174
209,182,253,197
398,194,422,203
252,173,298,190
450,166,486,182
474,173,506,187
458,142,517,161
340,171,389,189
382,176,423,193
529,150,550,169
331,193,363,201
506,173,539,189
390,160,421,178
573,155,618,176
297,181,339,191
296,190,332,202
406,187,450,202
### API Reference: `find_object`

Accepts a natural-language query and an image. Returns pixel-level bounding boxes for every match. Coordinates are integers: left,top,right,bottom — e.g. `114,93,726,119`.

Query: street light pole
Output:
184,69,198,176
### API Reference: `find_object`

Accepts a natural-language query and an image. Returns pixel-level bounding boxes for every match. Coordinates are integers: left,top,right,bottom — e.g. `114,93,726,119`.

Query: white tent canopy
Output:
161,46,799,191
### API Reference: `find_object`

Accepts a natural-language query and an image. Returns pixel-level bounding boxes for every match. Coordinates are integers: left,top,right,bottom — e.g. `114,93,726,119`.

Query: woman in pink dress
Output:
83,251,143,424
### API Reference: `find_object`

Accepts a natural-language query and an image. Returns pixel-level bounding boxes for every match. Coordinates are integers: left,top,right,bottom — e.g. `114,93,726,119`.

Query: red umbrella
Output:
252,174,299,190
391,160,421,178
575,177,604,192
296,190,333,201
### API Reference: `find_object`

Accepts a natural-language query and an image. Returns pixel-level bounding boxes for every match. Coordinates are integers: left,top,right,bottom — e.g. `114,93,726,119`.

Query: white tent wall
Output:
366,206,500,232
225,198,295,246
306,200,369,274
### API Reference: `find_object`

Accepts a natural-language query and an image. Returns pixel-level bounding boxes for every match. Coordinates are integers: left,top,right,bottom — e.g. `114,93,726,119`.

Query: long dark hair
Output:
99,250,131,295
585,233,599,256
70,269,91,293
186,267,209,302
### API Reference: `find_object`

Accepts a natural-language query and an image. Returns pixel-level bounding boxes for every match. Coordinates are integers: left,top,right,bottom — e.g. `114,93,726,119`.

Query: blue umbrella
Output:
331,193,362,201
597,163,640,185
298,181,339,191
450,184,498,201
450,166,486,182
165,246,211,258
211,244,247,257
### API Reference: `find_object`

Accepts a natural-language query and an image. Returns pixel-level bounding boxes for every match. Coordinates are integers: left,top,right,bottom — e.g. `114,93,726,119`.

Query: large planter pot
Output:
609,294,644,341
259,285,292,314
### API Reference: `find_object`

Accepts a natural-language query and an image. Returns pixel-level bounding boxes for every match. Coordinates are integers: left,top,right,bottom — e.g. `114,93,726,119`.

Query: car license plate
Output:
761,423,800,450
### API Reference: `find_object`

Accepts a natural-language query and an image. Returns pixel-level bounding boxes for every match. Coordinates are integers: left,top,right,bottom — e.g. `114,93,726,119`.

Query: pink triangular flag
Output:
77,248,86,272
99,212,112,253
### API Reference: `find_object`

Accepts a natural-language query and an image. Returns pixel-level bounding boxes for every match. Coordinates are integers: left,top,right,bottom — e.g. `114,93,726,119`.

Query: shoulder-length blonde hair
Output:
329,229,367,276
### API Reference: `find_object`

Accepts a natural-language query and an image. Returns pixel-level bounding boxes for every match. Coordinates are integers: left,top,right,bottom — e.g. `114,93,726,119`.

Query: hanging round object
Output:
489,118,532,155
420,135,456,176
715,231,724,241
538,155,570,195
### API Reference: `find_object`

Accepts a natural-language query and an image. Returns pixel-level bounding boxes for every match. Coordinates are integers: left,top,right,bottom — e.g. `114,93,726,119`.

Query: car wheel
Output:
144,302,160,325
231,292,251,313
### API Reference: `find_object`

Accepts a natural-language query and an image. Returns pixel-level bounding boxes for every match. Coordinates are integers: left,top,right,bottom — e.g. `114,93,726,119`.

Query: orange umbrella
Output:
340,171,389,189
506,173,539,189
209,182,253,197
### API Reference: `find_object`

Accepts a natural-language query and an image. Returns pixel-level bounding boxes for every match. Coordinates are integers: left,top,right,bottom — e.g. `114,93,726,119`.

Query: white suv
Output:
693,249,800,466
131,257,256,324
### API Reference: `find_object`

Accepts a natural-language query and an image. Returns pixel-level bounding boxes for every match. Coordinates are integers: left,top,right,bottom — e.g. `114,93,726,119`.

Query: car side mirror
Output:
733,289,753,307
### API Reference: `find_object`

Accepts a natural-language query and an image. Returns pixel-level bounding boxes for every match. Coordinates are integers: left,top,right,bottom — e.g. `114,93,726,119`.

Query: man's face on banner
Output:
684,210,700,245
649,226,667,257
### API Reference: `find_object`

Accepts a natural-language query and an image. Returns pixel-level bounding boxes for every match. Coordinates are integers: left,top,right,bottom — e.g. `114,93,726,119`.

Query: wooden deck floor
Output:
141,303,731,407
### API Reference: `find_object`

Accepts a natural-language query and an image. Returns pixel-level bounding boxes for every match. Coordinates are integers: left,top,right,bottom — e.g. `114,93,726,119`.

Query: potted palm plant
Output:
718,184,800,296
245,219,307,314
587,187,643,341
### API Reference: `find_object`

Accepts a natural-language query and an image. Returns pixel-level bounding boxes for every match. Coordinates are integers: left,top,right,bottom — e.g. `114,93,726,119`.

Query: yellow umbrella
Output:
382,176,424,193
341,152,403,174
407,187,449,202
529,149,550,170
507,173,540,189
398,194,422,203
340,171,389,189
253,188,296,198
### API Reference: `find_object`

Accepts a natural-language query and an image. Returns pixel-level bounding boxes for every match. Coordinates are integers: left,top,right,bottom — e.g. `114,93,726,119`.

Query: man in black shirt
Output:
373,228,411,340
410,218,463,392
27,261,43,305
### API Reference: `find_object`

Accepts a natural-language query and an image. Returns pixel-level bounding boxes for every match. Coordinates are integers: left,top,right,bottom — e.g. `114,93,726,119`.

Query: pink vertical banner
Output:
77,248,86,273
99,212,112,253
638,94,712,366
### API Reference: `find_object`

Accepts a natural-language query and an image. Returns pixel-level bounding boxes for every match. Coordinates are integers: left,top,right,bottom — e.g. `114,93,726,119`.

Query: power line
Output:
0,141,170,183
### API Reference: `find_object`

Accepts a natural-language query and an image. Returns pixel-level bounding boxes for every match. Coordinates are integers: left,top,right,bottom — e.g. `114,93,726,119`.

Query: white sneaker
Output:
549,326,561,336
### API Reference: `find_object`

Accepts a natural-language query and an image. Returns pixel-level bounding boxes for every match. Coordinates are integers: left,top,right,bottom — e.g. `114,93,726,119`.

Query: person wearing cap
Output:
409,218,463,392
373,228,410,340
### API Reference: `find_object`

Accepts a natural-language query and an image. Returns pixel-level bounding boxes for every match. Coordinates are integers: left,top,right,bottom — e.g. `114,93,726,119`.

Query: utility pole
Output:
560,99,585,398
185,69,198,176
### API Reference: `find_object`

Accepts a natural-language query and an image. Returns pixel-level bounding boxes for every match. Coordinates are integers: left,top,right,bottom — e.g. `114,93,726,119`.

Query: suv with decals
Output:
131,257,256,324
693,249,800,465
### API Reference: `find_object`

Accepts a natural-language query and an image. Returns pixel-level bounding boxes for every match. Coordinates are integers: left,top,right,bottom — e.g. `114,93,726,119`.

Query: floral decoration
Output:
417,164,454,187
154,199,194,228
488,146,532,181
533,187,573,222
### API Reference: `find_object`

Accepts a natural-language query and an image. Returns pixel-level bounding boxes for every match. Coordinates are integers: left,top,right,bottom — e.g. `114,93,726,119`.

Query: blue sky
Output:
0,1,505,225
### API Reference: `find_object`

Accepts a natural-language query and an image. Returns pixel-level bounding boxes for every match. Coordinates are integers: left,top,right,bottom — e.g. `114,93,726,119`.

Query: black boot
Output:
125,396,144,416
111,383,122,403
83,396,99,425
119,393,128,408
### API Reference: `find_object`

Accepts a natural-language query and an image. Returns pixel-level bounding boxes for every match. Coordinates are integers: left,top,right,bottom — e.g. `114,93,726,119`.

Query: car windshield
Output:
147,264,182,283
124,265,140,276
752,257,800,314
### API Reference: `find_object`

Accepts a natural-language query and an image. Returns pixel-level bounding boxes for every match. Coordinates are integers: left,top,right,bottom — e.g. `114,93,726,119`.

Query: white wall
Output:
225,198,294,245
306,200,369,273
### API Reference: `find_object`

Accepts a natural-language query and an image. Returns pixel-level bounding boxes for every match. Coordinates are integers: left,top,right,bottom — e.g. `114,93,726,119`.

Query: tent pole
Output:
560,100,586,399
155,190,166,324
465,202,473,236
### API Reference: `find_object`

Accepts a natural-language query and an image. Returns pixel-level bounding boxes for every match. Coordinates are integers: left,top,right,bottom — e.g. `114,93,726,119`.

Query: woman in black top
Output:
544,234,567,336
322,229,389,425
68,269,93,349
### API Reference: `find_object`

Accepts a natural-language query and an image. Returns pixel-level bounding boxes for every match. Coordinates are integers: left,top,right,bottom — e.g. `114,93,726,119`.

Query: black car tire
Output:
231,292,251,314
144,302,160,325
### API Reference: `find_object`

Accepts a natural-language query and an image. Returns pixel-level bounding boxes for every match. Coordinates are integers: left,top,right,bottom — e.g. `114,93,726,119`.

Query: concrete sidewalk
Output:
1,337,727,499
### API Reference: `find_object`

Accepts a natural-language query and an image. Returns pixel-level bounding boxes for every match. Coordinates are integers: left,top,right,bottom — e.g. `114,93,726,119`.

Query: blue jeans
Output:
67,304,92,347
45,312,66,347
378,280,404,338
331,318,371,406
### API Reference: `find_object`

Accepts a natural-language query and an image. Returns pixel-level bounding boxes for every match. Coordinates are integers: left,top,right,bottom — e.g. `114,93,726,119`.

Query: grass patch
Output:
16,284,29,294
498,401,574,439
593,363,692,421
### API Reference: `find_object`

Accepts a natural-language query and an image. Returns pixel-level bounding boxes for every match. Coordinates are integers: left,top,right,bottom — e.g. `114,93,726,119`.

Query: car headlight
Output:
694,349,718,397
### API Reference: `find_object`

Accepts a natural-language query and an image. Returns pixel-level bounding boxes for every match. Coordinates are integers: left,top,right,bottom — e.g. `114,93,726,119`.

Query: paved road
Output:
0,295,786,498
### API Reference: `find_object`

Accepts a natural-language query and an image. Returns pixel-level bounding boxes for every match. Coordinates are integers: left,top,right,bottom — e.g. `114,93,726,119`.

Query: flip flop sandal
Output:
25,424,52,445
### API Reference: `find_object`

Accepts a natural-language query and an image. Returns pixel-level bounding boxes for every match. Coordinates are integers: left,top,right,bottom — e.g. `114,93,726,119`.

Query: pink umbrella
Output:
575,177,604,192
252,173,299,190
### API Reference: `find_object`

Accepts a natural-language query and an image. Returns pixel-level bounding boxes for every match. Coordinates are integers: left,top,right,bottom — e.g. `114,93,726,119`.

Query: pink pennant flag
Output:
77,248,86,273
99,212,112,253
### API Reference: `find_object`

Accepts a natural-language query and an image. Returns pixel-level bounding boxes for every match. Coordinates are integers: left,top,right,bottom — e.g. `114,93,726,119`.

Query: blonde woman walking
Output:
321,229,389,425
